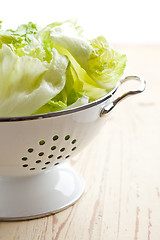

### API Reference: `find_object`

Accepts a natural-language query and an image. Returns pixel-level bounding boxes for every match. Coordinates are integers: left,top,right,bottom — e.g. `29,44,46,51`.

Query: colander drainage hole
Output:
23,164,28,167
72,147,77,151
36,160,41,163
65,135,70,140
54,162,59,166
45,161,50,165
72,139,77,144
38,152,44,156
28,148,34,153
51,146,56,150
48,154,53,158
60,147,65,152
30,168,35,171
39,140,45,145
22,157,28,161
53,135,59,141
57,155,62,159
65,155,70,159
42,167,46,170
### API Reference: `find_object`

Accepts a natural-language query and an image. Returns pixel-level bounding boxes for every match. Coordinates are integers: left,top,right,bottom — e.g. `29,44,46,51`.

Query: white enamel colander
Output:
0,76,145,221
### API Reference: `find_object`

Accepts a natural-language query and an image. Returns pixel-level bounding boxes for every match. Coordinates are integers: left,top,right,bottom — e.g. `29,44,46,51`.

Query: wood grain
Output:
0,45,159,240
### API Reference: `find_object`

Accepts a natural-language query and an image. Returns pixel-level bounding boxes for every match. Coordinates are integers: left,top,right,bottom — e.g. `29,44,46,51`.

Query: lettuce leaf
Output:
0,45,68,116
46,22,126,90
0,20,126,117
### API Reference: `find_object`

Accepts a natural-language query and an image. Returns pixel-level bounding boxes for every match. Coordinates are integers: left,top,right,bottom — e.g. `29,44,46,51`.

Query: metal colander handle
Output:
100,76,146,117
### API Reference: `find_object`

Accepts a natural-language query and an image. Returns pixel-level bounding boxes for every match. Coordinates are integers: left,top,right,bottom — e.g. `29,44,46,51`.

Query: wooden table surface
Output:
0,45,159,240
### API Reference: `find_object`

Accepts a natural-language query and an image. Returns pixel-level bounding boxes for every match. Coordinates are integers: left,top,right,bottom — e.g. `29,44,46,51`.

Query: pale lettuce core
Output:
0,20,127,117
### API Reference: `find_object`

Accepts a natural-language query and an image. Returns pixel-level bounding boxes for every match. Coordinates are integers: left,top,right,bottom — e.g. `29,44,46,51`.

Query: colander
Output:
0,76,145,221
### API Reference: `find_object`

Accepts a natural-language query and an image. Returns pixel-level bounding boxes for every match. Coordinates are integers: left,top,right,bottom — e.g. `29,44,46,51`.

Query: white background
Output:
0,0,159,44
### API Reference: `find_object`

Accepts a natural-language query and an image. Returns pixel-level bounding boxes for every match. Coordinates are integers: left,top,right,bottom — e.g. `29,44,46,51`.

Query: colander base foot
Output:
0,163,85,221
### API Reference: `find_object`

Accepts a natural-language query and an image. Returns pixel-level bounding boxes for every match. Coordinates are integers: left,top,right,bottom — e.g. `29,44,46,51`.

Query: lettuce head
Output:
0,20,127,117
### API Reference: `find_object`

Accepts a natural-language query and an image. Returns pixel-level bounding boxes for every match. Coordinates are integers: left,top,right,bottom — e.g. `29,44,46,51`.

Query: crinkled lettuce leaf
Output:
0,20,126,117
0,45,68,116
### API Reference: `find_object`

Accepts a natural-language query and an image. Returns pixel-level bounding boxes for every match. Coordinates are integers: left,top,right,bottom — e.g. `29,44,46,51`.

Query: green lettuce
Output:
0,20,127,117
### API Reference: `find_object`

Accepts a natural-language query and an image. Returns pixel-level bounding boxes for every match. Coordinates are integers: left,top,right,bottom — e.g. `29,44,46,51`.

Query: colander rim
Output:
0,82,120,122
